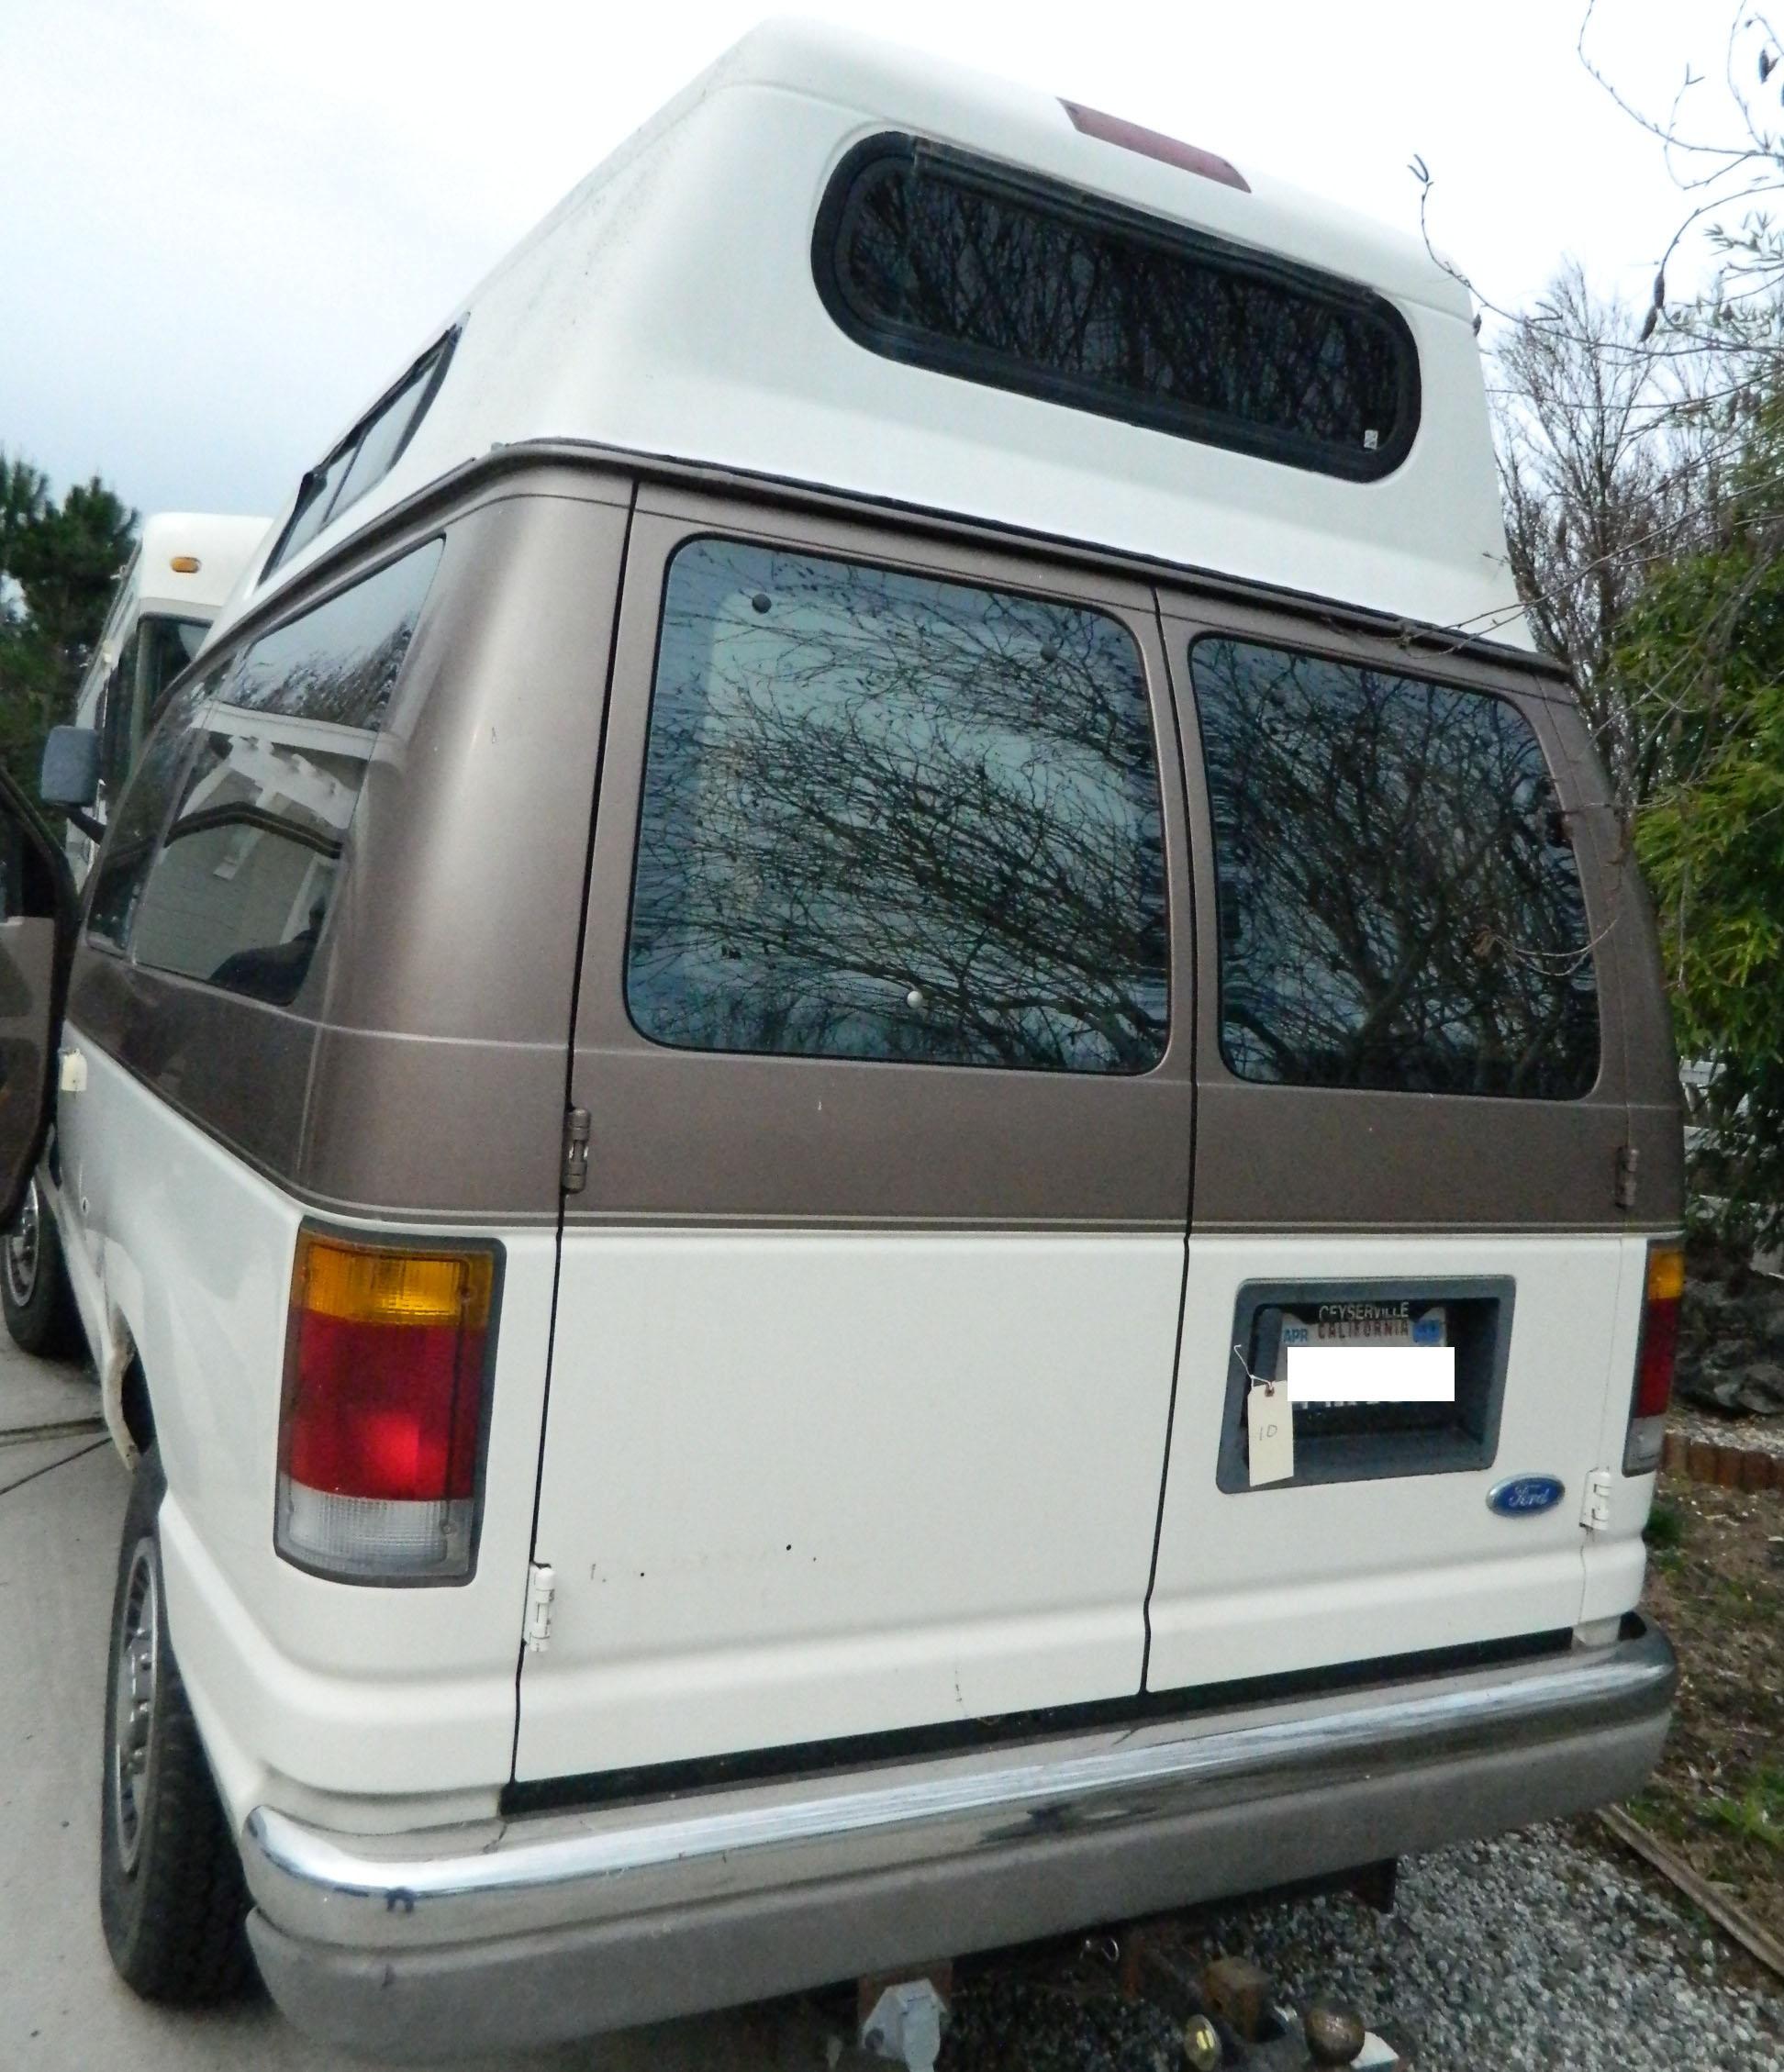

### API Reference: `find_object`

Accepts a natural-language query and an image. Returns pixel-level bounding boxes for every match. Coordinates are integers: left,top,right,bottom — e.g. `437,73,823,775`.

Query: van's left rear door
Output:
515,491,1195,1784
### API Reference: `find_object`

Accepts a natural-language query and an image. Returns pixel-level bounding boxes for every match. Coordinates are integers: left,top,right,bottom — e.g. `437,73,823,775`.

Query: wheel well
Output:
120,1358,155,1456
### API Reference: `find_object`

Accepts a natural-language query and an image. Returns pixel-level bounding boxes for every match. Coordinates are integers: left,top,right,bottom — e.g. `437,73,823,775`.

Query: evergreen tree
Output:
0,452,137,785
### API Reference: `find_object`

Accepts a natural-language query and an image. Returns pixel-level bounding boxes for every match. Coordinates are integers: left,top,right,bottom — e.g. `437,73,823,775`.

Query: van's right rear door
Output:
1144,596,1648,1693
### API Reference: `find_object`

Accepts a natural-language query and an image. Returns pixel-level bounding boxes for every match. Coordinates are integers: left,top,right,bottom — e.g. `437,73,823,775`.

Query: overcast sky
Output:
1,0,1763,520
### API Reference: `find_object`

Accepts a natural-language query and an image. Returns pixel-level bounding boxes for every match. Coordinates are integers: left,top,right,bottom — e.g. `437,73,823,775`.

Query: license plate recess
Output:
1218,1277,1516,1494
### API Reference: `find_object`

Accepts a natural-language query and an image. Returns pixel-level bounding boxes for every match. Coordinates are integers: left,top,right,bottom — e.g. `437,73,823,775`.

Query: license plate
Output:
1274,1303,1446,1386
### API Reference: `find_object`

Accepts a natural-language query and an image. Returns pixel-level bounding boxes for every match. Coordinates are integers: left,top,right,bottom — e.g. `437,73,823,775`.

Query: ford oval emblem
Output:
1488,1475,1566,1518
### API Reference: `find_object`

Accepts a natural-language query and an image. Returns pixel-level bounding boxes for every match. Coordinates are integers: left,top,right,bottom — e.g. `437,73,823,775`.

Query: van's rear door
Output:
515,492,1196,1784
1145,599,1646,1693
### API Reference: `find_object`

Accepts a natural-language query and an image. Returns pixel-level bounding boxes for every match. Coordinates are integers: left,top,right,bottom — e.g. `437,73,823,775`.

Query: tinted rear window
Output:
817,137,1418,480
1192,639,1600,1099
626,539,1169,1073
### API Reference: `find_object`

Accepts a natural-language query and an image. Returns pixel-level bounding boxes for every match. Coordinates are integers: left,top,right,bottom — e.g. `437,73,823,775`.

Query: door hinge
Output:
1581,1468,1613,1532
1614,1143,1639,1210
523,1562,556,1652
561,1107,591,1194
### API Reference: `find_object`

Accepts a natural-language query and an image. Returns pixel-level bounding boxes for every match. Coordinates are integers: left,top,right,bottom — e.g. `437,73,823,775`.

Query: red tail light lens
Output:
1623,1242,1683,1475
275,1229,497,1581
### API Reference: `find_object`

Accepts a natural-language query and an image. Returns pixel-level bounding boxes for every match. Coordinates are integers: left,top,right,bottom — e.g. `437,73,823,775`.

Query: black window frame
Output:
262,329,459,579
621,532,1174,1078
813,134,1422,485
1188,631,1603,1103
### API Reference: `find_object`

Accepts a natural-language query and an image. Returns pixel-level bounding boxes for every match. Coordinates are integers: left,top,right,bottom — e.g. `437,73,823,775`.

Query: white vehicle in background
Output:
62,513,270,880
3,512,266,1357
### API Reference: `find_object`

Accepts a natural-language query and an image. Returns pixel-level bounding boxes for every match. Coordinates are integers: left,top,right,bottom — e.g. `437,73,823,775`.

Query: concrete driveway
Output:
0,1343,811,2071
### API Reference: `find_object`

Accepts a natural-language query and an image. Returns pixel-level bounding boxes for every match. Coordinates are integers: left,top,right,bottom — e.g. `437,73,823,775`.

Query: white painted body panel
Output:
1147,1234,1649,1690
517,1231,1185,1781
214,20,1526,652
45,1066,1658,1813
50,1031,552,1828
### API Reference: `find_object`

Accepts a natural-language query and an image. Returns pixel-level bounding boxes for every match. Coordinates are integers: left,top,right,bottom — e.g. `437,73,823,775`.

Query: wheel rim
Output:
111,1540,160,1875
5,1176,40,1309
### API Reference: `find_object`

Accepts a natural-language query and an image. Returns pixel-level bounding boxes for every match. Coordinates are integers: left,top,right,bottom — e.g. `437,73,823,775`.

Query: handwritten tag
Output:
1247,1384,1295,1487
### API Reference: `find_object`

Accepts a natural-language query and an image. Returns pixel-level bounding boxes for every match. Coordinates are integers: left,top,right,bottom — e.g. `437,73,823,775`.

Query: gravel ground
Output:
1674,1403,1784,1458
1164,1826,1783,2072
939,1825,1782,2072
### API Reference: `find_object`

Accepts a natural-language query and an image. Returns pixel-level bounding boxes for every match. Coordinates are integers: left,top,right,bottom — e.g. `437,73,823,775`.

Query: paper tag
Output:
1247,1384,1295,1487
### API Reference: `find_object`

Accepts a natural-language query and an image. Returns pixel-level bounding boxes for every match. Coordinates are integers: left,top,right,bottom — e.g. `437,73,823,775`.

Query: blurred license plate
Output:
1274,1304,1446,1387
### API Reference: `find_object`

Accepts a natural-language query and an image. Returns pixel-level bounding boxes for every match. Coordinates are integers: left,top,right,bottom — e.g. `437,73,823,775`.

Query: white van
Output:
0,22,1680,2057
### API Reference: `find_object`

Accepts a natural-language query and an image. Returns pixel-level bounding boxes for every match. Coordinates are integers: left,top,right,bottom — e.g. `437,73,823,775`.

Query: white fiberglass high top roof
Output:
131,513,272,622
224,17,1526,649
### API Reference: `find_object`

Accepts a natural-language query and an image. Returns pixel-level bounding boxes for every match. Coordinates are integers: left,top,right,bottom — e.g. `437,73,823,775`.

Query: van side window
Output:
91,539,444,1004
626,539,1169,1073
262,333,456,576
815,137,1418,482
1191,638,1600,1099
86,668,224,953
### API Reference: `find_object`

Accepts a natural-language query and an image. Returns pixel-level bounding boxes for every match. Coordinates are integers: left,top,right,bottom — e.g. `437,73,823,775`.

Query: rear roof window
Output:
1191,638,1600,1100
814,136,1419,481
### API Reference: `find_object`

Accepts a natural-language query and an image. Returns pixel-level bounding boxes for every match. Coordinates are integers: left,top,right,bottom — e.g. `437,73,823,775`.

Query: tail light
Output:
1623,1241,1684,1475
275,1228,498,1582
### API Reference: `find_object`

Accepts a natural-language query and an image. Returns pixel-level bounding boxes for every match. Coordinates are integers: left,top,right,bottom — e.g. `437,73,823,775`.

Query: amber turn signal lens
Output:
1645,1244,1686,1305
297,1235,493,1329
168,553,201,573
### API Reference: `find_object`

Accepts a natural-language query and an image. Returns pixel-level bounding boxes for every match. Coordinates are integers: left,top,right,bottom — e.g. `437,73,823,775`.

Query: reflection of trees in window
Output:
628,542,1169,1073
830,148,1410,473
93,539,442,1003
86,667,224,951
1194,641,1600,1098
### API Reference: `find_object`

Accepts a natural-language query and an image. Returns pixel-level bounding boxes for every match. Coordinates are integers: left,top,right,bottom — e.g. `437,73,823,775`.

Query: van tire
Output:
2,1175,84,1360
99,1446,253,2002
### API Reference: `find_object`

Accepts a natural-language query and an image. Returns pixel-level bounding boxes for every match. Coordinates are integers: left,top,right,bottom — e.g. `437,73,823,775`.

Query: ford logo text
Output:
1487,1475,1566,1518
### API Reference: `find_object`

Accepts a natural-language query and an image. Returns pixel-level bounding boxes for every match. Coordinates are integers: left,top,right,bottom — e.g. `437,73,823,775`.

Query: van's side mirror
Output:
39,727,103,842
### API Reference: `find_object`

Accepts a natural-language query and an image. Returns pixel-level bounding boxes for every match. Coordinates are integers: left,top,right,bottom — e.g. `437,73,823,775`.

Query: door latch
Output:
1581,1468,1613,1532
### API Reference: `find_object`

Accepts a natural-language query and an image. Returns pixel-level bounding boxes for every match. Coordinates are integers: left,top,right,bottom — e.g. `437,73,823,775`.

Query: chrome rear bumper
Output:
243,1624,1674,2059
